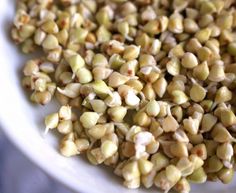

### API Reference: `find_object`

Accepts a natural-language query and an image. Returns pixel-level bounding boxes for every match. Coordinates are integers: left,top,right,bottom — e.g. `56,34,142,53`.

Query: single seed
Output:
162,115,179,132
201,114,217,133
153,77,167,98
217,168,234,184
187,167,207,184
171,90,189,105
123,45,140,60
60,140,78,157
76,68,93,84
181,52,198,69
138,159,153,175
42,34,59,50
80,112,99,129
193,61,209,81
44,113,59,134
215,86,232,103
195,28,212,43
67,54,85,75
220,109,236,127
108,106,127,122
57,120,73,134
208,63,225,82
145,100,160,117
101,140,118,159
190,83,206,102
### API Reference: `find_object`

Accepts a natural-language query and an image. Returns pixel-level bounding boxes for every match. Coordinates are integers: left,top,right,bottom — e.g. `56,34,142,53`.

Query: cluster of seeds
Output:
12,0,236,192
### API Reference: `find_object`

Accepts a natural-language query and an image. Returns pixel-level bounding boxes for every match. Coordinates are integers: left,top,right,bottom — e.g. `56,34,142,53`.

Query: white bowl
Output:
0,1,235,193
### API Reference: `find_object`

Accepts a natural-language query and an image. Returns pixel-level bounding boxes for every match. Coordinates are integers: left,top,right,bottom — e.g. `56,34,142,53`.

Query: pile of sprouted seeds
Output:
11,0,236,192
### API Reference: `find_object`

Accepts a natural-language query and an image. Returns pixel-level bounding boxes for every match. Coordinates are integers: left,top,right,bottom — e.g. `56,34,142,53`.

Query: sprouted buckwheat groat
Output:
12,0,236,192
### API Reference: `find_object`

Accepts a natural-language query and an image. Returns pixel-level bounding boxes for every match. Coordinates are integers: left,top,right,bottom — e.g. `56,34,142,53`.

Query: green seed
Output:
171,90,189,104
190,83,206,102
92,54,108,67
205,155,223,173
187,167,207,184
67,54,85,74
220,109,236,127
227,42,236,56
215,86,232,103
217,168,234,184
195,28,212,43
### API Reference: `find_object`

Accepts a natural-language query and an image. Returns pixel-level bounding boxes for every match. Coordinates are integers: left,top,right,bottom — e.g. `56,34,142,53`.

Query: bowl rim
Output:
0,120,85,193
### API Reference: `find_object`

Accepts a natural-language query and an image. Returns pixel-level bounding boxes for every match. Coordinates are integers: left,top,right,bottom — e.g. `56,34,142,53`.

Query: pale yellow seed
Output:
90,99,107,113
162,115,179,132
80,112,99,129
215,86,232,103
59,105,72,120
57,120,73,134
60,140,78,157
190,83,206,102
123,45,140,60
153,77,167,98
171,90,189,104
146,100,160,117
181,52,198,69
208,63,225,82
76,68,93,84
108,72,129,88
138,159,154,175
166,165,182,184
101,140,118,158
195,28,212,43
67,54,85,74
170,142,189,158
193,61,209,81
44,113,59,134
166,58,181,76
75,138,90,152
108,106,127,122
42,34,59,50
122,161,140,181
88,125,107,139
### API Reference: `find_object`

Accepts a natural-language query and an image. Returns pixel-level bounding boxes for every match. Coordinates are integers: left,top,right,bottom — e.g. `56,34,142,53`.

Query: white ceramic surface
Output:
0,1,235,193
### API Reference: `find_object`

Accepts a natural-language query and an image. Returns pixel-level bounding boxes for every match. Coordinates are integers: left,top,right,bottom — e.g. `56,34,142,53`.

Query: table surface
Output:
0,132,73,193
